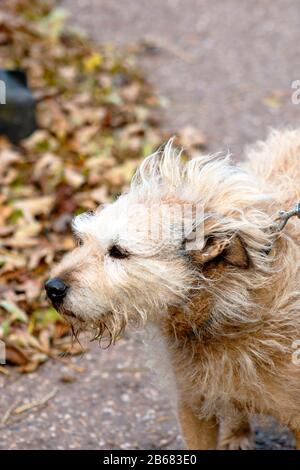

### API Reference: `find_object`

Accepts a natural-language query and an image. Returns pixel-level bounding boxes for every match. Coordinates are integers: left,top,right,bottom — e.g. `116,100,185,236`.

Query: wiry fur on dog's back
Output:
245,129,300,236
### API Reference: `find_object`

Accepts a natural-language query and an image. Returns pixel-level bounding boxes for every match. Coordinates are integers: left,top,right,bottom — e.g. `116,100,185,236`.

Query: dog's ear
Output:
189,234,249,268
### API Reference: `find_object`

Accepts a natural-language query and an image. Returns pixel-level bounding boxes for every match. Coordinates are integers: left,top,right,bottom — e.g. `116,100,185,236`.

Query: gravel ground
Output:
1,0,300,450
63,0,300,157
0,335,183,450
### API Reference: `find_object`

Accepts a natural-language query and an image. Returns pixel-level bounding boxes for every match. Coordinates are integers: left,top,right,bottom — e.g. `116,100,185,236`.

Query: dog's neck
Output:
161,250,279,344
162,292,214,343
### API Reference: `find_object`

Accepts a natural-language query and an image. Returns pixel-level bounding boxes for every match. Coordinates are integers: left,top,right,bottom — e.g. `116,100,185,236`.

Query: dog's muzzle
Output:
45,277,69,306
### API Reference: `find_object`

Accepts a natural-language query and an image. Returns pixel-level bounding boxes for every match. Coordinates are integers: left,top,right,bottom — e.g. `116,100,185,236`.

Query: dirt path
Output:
0,335,183,449
63,0,300,157
1,0,300,449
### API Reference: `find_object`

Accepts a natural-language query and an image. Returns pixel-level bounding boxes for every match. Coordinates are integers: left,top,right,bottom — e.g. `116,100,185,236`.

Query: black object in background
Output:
0,69,37,144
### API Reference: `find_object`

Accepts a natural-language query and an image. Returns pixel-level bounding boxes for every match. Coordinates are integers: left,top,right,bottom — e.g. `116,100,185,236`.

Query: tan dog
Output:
46,129,300,449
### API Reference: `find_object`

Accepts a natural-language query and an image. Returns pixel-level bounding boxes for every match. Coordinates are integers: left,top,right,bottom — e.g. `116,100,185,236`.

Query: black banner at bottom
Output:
0,450,299,466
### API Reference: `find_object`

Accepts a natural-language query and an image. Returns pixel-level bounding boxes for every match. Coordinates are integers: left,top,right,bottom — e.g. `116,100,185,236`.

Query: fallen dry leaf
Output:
5,344,30,366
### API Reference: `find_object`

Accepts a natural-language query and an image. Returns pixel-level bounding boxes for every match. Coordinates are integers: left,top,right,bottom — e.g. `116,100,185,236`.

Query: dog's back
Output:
244,129,300,205
244,129,300,242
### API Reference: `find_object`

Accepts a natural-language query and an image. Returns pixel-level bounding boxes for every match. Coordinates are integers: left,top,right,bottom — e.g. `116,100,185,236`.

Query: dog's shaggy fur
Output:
49,129,300,449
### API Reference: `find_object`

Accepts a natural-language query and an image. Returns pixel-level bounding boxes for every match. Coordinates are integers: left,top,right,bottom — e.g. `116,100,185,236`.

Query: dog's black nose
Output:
45,278,68,303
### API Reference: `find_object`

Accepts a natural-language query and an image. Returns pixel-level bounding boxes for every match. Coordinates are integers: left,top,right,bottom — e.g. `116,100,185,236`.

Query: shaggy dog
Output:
46,129,300,449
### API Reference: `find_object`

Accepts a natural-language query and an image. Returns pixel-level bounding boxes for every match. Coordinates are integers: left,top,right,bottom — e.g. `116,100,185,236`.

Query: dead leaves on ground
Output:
0,0,206,372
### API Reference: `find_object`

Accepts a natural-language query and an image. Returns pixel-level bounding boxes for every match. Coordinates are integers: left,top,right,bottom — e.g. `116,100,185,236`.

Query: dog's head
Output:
46,140,273,343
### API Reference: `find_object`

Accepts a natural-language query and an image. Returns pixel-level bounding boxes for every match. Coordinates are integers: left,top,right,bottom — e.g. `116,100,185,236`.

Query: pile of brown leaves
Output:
0,0,206,373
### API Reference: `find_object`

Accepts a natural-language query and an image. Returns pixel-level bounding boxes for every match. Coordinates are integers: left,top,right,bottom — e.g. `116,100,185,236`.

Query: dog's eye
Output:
108,245,129,259
75,236,83,247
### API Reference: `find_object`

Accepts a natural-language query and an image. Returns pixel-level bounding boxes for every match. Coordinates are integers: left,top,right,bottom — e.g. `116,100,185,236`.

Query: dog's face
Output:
46,192,195,343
